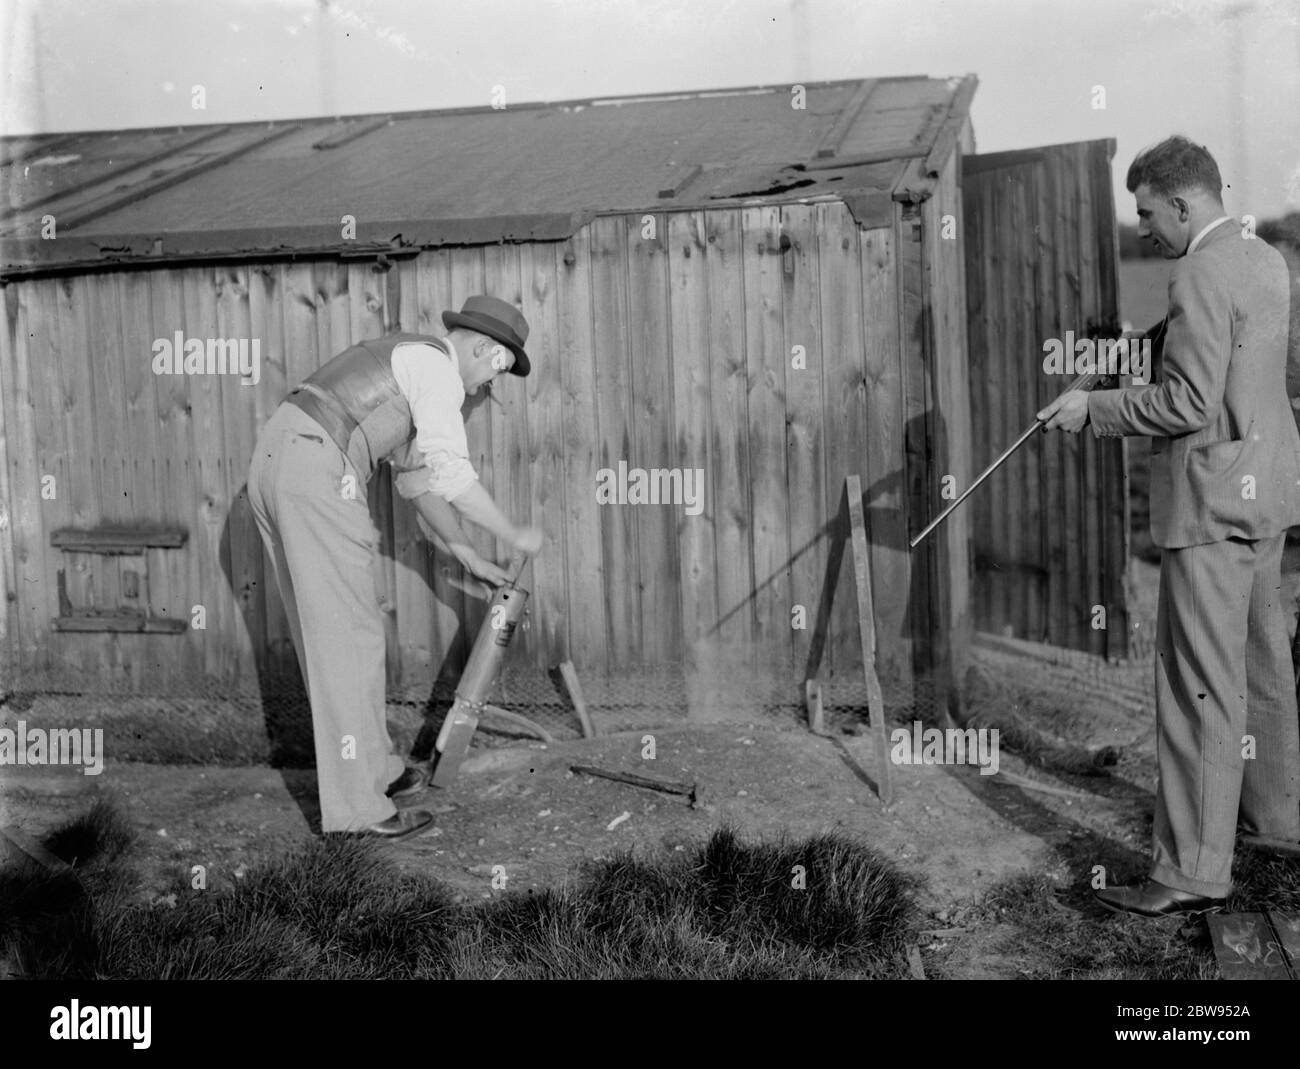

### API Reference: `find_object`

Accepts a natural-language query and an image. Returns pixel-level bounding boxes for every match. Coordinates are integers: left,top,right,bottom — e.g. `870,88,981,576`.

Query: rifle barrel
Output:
908,369,1102,550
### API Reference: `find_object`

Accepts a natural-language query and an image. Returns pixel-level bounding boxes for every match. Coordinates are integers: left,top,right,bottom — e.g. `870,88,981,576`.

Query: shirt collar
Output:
1187,215,1232,255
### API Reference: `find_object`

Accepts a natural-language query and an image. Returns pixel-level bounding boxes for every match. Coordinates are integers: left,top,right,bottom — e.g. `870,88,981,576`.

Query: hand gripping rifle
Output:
909,368,1105,550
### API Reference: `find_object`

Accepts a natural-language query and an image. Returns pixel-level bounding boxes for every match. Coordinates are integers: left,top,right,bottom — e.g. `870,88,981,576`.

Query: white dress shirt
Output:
388,338,478,502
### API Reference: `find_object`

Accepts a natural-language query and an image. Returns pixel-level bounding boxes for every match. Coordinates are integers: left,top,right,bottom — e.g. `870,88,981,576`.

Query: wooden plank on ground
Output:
846,473,893,805
1206,912,1293,980
1268,911,1300,974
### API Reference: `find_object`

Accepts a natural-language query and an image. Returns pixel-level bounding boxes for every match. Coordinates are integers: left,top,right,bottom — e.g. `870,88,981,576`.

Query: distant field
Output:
1118,257,1170,331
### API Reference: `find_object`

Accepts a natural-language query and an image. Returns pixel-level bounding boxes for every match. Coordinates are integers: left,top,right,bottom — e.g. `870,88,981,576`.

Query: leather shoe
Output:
1096,879,1225,918
357,809,434,841
386,763,430,800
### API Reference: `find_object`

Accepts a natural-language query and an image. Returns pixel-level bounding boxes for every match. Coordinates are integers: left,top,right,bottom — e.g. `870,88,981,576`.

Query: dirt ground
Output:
0,689,1158,979
4,555,1295,978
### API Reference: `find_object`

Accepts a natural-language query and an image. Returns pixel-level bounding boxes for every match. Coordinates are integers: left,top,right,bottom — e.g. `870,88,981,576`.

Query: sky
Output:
1,0,1298,223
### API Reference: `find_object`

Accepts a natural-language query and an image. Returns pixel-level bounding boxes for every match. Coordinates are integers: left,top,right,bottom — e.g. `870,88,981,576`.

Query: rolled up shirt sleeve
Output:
390,342,478,501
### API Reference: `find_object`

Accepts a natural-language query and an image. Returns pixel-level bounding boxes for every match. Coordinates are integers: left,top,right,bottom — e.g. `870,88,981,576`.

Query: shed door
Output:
961,139,1129,659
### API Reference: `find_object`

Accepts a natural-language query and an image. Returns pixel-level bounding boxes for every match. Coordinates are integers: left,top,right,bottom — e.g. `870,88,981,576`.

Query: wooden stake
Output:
558,660,596,738
846,475,894,806
805,678,825,735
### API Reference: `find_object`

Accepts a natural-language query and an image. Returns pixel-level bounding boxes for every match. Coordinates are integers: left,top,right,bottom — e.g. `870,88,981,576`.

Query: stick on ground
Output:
570,764,698,807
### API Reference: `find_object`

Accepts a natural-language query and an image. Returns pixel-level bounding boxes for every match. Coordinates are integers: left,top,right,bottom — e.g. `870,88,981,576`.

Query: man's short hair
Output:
1126,136,1222,200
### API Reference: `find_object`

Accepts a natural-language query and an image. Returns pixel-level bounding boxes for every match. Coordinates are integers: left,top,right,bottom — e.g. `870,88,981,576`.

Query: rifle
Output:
909,368,1105,550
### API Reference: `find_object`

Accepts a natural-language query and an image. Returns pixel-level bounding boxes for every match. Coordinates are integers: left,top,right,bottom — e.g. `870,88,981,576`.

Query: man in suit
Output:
1038,136,1300,915
248,296,544,840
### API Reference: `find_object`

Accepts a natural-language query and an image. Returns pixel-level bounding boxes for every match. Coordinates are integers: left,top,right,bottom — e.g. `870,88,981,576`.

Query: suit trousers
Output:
1151,532,1300,896
247,403,403,832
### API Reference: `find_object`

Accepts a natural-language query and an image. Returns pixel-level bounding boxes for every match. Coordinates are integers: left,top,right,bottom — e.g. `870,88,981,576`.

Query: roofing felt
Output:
0,75,976,277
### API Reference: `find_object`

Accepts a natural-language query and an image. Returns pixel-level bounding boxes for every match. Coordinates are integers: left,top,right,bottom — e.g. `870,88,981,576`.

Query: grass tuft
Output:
1,805,917,980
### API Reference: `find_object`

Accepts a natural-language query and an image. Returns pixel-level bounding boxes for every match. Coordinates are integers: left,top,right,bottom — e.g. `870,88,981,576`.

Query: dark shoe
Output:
386,763,430,800
358,809,434,841
1096,879,1225,918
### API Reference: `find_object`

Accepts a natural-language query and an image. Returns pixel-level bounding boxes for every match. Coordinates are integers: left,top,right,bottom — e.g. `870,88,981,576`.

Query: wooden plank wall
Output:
962,140,1128,658
0,201,928,705
921,149,974,696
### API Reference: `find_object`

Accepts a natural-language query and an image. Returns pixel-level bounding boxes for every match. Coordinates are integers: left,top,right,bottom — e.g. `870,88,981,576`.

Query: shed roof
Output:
0,74,976,278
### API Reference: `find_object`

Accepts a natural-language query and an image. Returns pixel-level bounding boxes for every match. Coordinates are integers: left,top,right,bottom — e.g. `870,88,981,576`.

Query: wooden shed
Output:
0,77,1128,723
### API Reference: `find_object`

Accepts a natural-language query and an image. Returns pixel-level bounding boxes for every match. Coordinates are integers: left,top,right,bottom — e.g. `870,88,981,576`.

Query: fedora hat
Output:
442,295,530,377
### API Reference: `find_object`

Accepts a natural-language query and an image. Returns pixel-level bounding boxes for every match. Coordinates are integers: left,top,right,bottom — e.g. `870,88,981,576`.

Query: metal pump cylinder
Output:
456,583,530,703
431,578,531,779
